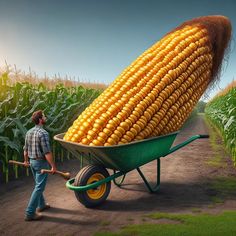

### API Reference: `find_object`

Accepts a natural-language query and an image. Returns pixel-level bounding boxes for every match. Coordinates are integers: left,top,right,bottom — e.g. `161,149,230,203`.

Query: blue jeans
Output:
25,159,49,217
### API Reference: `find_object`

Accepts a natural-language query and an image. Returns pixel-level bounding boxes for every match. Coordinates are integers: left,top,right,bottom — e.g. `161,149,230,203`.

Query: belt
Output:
30,157,45,160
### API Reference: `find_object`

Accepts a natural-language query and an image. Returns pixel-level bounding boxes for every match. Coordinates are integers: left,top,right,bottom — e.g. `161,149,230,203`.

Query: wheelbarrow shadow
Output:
94,180,219,212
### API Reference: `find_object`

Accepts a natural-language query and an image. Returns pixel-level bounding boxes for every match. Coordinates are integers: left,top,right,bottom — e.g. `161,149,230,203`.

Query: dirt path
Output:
0,115,236,236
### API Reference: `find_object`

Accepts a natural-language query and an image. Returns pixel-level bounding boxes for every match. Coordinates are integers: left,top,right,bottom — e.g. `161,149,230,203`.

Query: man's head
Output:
32,110,46,125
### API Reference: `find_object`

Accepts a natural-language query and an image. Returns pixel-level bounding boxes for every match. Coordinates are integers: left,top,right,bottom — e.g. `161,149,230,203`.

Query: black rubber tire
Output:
74,165,111,208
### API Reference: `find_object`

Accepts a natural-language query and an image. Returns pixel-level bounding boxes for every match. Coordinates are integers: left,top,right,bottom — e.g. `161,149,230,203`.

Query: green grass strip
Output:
95,211,236,236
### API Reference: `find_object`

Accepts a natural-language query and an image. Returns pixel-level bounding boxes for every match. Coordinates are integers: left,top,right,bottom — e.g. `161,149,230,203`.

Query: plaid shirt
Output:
24,125,51,159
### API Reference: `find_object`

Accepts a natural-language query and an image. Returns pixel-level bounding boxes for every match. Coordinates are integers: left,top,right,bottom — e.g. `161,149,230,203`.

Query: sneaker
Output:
25,213,43,221
37,203,51,212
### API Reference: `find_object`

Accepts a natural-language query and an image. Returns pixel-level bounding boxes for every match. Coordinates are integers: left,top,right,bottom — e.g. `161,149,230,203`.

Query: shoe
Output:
37,203,51,212
25,213,43,221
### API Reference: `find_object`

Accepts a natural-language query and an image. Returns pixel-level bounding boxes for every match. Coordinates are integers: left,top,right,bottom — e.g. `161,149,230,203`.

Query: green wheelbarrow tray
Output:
54,132,209,194
54,131,180,172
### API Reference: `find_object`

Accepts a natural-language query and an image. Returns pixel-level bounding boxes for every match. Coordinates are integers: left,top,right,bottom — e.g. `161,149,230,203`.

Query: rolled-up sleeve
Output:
40,132,51,155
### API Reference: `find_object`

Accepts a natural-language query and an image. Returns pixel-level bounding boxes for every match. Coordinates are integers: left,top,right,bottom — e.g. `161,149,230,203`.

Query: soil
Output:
0,115,236,236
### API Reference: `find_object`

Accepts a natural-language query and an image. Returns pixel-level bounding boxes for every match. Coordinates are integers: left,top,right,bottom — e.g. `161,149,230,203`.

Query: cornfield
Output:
205,81,236,165
0,72,101,183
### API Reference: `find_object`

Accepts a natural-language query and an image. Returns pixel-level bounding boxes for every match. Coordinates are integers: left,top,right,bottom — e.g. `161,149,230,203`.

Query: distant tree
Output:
197,101,206,113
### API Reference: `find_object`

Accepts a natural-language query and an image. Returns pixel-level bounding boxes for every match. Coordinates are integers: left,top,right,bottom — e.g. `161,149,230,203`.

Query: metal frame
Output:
65,134,209,193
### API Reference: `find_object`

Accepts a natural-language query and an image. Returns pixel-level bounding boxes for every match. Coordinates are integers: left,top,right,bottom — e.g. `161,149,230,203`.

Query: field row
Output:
205,86,236,165
0,73,101,182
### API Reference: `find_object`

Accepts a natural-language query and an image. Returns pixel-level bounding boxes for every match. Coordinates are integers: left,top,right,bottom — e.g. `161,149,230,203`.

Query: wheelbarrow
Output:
54,132,209,208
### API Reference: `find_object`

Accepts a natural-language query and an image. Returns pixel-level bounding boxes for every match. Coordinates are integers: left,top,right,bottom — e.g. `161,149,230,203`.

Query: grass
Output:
210,196,224,204
198,112,205,116
204,116,227,168
94,211,236,236
147,212,185,222
100,221,111,226
211,176,236,196
206,176,236,206
207,204,215,209
95,175,236,236
191,208,202,213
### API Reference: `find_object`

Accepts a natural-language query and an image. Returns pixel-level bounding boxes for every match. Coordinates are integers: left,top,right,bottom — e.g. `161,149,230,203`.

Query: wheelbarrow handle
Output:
41,169,71,180
8,160,30,167
199,134,209,138
166,134,209,156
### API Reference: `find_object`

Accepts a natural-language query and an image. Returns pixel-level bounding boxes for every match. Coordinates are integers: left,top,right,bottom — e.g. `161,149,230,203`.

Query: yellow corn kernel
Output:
64,16,231,146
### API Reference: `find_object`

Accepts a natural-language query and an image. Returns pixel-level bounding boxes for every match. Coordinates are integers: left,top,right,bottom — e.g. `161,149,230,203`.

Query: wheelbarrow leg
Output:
113,170,126,187
136,158,160,193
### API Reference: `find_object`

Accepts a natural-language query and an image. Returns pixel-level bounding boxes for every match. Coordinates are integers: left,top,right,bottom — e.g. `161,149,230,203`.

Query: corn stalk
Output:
0,74,101,183
205,87,236,165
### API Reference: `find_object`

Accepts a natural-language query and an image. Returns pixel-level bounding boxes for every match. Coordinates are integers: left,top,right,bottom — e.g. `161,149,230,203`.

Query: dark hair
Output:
32,110,43,125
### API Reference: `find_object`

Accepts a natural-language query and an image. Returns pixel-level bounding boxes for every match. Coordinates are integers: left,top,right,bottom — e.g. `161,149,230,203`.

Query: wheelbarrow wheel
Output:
74,165,111,208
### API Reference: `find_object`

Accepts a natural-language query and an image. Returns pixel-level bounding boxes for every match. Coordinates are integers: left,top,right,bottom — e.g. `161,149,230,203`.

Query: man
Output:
23,110,57,221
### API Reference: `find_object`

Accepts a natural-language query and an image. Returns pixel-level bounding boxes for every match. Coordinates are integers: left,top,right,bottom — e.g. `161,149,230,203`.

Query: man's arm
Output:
45,152,57,173
40,132,57,173
23,134,30,167
24,150,29,161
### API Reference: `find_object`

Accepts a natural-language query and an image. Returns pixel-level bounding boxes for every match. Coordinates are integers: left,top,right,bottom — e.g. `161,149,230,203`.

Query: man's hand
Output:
50,166,57,174
23,161,30,167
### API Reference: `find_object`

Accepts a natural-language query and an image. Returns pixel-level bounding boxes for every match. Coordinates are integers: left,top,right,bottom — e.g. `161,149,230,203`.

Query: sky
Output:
0,0,235,100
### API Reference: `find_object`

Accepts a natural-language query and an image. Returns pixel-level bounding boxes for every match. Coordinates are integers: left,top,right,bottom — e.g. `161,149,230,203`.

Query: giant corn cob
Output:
64,15,231,146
